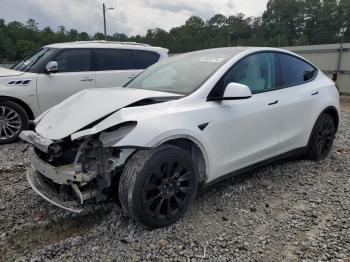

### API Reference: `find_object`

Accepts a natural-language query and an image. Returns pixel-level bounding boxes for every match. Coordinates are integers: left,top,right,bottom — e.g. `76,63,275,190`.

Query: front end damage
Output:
20,130,135,212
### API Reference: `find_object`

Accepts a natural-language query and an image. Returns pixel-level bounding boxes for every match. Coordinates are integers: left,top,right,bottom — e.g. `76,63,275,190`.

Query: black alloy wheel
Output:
307,113,336,160
142,157,195,221
119,145,198,228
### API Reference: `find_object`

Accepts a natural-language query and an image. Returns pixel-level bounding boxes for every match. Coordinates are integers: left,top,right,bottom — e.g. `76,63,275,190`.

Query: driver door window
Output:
55,49,91,73
212,53,277,97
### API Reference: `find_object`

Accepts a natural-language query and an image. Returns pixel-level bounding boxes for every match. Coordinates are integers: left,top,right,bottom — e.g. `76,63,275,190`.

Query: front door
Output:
36,49,95,112
204,52,281,180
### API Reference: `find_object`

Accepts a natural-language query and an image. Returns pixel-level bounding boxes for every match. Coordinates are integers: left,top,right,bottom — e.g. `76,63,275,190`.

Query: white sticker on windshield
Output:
23,60,31,65
199,57,224,63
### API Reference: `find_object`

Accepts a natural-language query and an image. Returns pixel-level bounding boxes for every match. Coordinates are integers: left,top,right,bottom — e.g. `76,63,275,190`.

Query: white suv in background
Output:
0,41,168,143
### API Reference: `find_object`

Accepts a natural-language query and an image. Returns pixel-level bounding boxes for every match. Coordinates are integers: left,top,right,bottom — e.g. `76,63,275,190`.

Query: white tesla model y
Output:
20,47,340,228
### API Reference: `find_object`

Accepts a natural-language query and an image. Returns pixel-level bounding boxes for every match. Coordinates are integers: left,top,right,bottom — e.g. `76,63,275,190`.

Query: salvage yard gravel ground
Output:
1,96,350,262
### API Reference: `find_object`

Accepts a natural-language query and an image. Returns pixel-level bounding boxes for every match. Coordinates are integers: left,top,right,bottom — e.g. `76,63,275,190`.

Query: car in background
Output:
0,41,168,143
20,47,339,228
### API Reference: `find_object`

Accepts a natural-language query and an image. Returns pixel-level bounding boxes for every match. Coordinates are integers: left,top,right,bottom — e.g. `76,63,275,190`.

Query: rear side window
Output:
94,49,134,71
132,50,161,69
277,53,317,87
55,49,91,73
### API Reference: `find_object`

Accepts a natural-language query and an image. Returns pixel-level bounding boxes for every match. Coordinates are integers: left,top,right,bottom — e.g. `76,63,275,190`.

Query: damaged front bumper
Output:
26,149,100,213
21,130,134,213
27,165,84,213
20,130,53,153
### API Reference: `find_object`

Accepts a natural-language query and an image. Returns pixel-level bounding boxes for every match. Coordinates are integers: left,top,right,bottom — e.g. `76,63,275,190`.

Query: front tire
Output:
119,145,198,228
307,113,336,161
0,100,29,144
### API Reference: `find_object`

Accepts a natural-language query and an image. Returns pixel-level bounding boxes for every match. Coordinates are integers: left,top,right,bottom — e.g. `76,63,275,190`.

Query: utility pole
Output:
336,32,345,87
102,3,114,39
103,3,107,38
228,32,233,47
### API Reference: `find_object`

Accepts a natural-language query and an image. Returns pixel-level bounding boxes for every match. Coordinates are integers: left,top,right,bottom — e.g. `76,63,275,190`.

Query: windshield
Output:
12,48,55,72
125,50,234,94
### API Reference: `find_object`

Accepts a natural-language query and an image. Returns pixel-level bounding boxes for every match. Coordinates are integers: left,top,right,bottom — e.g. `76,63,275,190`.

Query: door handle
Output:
128,75,136,79
311,91,319,96
268,100,279,106
80,77,94,82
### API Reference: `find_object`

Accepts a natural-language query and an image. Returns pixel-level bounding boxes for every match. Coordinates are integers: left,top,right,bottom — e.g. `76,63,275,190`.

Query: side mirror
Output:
45,61,58,74
208,82,252,101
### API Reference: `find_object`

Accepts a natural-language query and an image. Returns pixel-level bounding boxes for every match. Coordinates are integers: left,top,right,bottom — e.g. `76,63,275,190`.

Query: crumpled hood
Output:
0,67,24,77
36,87,181,140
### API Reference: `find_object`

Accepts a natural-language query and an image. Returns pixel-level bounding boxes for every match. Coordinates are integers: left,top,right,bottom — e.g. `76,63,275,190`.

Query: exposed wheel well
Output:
0,96,34,120
322,106,339,132
164,138,207,183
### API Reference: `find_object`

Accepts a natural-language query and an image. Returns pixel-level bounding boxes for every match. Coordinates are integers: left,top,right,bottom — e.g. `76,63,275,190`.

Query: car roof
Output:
180,47,297,57
44,40,169,54
176,47,310,65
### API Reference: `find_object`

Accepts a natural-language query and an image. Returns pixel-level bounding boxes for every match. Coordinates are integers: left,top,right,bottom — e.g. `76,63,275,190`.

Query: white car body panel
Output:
95,69,143,88
277,72,340,155
0,69,41,116
69,92,280,181
0,67,24,77
36,71,96,112
32,47,340,184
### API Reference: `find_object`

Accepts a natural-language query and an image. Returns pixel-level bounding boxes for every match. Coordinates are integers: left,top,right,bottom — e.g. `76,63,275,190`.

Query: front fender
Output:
0,76,40,117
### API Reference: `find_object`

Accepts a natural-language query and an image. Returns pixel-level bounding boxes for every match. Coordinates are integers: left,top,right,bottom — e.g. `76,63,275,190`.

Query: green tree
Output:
15,39,36,59
26,19,39,31
262,0,304,46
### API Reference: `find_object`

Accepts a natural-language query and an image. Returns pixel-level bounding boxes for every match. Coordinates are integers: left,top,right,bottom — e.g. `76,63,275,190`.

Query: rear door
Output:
36,48,95,112
275,53,319,154
93,49,141,88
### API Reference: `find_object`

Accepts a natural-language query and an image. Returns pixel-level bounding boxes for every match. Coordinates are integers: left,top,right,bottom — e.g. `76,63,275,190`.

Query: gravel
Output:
1,96,350,262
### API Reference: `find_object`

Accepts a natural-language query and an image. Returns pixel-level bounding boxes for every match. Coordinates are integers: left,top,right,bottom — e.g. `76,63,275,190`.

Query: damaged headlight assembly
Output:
98,121,137,147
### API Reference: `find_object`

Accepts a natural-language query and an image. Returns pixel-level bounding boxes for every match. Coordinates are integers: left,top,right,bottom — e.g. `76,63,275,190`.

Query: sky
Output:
0,0,269,36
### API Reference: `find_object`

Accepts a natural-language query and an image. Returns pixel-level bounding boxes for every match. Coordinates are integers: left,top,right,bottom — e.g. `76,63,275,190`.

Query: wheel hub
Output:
0,106,22,140
161,180,176,199
142,159,195,220
317,120,334,155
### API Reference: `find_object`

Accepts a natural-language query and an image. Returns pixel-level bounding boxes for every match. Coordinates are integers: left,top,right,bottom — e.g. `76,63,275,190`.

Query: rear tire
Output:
119,145,198,228
0,100,29,144
307,114,336,161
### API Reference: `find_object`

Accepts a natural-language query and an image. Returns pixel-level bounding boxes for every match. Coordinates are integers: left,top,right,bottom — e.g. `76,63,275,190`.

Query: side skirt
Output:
201,147,308,190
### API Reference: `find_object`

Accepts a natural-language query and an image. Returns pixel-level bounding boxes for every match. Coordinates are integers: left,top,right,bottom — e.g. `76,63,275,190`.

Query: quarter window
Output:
55,49,91,73
132,50,160,69
277,53,316,87
94,49,134,71
211,52,277,97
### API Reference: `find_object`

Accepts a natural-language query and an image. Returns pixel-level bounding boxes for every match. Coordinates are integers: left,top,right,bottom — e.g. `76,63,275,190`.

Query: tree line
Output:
0,0,349,62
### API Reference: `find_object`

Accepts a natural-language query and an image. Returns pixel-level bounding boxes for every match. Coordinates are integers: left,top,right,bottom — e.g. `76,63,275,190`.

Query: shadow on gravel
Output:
1,209,111,261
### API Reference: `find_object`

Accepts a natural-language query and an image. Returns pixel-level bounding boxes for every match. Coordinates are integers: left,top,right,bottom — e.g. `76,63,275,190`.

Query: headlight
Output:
99,121,137,147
